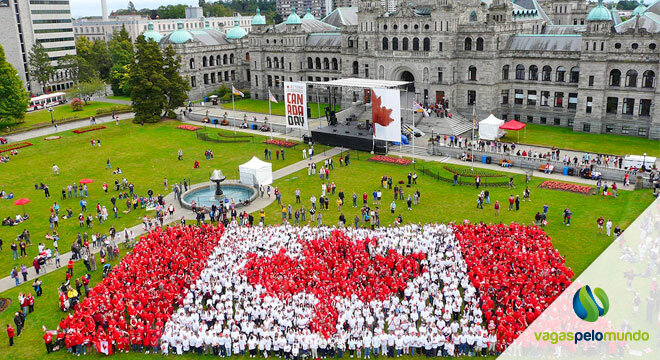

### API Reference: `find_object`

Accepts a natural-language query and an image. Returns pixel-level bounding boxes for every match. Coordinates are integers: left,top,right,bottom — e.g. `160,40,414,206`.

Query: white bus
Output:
27,92,67,112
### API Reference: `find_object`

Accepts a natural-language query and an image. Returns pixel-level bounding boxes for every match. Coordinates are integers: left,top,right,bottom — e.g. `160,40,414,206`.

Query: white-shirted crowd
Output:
160,224,497,357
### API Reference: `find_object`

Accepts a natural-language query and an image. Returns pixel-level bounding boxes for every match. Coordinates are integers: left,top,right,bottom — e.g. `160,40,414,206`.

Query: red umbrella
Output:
79,179,93,184
13,198,30,214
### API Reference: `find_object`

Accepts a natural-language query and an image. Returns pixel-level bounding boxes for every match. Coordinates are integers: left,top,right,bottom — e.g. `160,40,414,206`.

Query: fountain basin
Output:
180,181,256,210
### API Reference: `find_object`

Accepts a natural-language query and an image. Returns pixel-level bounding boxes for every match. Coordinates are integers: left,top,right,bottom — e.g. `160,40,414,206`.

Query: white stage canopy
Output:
305,78,410,89
478,114,505,141
239,156,273,186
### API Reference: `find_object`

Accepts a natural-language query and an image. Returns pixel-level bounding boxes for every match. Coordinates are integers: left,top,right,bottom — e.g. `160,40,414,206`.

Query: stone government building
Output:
153,0,660,139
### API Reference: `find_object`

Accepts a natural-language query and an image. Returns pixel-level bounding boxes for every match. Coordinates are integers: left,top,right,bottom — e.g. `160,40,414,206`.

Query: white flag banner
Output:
371,88,401,142
284,82,308,130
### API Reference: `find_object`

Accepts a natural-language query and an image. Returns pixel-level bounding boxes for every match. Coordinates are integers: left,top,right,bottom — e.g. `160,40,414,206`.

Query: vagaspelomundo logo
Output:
572,285,609,322
535,285,650,344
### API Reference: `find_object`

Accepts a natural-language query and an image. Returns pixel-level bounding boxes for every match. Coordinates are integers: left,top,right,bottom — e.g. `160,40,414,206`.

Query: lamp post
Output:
643,153,647,171
49,107,55,127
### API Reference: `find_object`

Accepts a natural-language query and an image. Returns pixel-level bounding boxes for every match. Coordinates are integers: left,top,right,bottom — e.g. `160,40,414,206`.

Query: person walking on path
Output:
10,267,19,286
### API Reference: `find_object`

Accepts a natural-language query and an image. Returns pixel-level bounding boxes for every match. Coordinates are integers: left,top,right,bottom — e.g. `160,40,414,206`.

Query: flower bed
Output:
538,180,593,195
72,125,106,134
443,165,505,178
44,136,61,141
177,124,202,131
264,139,298,148
0,298,10,314
0,142,33,153
368,155,411,166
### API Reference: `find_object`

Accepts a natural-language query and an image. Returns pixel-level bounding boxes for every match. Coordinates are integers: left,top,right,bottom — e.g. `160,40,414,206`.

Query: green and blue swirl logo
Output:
573,285,610,322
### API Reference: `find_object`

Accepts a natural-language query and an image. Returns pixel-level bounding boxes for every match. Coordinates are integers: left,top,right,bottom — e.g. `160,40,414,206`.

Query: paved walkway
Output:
0,146,342,293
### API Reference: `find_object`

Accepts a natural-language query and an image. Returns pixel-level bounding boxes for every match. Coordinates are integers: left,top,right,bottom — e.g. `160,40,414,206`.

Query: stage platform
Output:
311,123,387,153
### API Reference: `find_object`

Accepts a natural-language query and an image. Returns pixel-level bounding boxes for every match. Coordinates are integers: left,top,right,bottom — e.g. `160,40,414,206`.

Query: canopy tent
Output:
239,156,273,186
478,114,505,141
500,119,527,141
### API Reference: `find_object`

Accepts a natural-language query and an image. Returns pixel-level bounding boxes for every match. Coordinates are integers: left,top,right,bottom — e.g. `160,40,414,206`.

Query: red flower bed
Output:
72,125,106,134
454,223,573,352
0,142,32,153
368,155,411,166
264,139,298,148
538,180,593,195
177,124,202,131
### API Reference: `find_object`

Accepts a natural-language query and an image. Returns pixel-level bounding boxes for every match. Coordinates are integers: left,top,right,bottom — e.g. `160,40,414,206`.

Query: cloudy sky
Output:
70,0,199,18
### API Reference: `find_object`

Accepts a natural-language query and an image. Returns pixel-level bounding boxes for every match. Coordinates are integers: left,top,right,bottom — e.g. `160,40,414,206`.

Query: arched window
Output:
323,58,329,70
189,58,195,69
423,37,430,51
413,38,419,51
209,56,215,66
476,37,484,51
382,37,388,50
515,64,525,80
402,37,409,50
266,57,272,68
202,56,208,67
529,65,538,81
223,54,228,65
570,67,580,83
609,69,621,86
307,57,313,69
229,54,234,64
468,66,477,81
392,37,398,50
216,55,221,66
464,37,472,51
502,65,509,80
626,70,638,87
643,70,655,88
352,61,359,75
542,65,552,81
315,57,321,69
470,11,477,22
348,37,354,48
331,58,338,71
280,57,284,69
556,66,566,82
274,57,279,69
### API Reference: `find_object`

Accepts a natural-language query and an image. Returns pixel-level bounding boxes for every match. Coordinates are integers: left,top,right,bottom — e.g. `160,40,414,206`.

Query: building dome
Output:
252,8,266,25
226,18,247,39
285,6,302,25
169,21,193,44
303,8,315,20
632,4,647,17
586,0,612,22
143,22,163,42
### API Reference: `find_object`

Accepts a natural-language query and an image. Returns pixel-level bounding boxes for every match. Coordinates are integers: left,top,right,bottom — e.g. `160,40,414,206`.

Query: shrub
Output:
70,98,84,111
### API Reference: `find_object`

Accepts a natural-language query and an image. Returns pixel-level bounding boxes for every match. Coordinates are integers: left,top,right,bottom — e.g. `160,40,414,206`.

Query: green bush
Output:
70,98,84,111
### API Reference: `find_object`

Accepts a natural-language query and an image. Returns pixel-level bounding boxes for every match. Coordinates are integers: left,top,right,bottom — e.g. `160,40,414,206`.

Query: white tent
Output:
478,114,505,141
239,156,273,186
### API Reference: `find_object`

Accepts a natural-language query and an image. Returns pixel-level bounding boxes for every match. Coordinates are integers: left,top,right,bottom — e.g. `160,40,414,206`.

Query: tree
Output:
128,35,168,123
76,37,112,81
79,77,106,104
127,1,136,12
0,44,29,124
157,4,186,19
162,45,190,117
28,43,55,93
58,53,97,91
108,26,133,96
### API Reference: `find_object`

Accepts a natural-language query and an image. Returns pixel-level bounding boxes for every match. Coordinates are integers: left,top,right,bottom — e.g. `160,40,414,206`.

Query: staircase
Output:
415,111,474,137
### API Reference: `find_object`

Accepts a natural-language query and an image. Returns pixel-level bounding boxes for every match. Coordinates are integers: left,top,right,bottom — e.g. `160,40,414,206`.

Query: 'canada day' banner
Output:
284,82,308,130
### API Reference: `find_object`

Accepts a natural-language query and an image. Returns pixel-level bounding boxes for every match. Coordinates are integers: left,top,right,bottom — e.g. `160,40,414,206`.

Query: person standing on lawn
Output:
515,195,520,211
597,216,605,233
508,195,515,210
7,324,14,346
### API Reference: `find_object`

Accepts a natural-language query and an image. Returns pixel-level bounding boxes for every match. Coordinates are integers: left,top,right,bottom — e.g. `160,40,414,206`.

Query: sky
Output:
70,0,199,18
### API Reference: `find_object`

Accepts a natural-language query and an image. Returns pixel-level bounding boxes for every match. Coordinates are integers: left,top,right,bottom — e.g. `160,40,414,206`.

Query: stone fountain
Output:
210,169,227,196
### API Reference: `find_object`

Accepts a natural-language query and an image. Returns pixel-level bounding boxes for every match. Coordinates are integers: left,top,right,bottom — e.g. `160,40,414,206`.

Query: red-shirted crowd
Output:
54,224,225,355
453,222,574,352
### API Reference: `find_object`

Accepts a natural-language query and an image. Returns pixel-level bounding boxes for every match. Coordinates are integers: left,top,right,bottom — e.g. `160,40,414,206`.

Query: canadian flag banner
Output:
371,88,401,142
95,340,112,355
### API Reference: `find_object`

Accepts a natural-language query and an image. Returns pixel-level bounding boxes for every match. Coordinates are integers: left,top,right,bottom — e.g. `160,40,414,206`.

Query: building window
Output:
267,75,272,87
413,38,419,51
502,65,509,80
402,37,409,50
348,37,354,48
529,65,538,81
438,42,443,52
570,67,580,83
365,41,368,50
568,93,578,110
554,118,561,125
621,126,630,135
583,123,590,132
588,75,594,87
423,38,430,51
605,125,614,133
643,71,655,88
189,58,195,69
467,90,476,105
514,114,521,121
639,128,648,137
324,58,329,70
567,119,574,127
190,76,196,87
609,69,621,86
392,37,398,50
210,73,216,83
606,97,618,114
556,66,566,82
514,89,523,105
468,66,477,81
640,99,652,116
382,37,388,50
586,97,593,113
476,37,484,51
464,37,472,51
437,69,443,83
203,74,209,85
515,65,525,80
527,116,534,123
365,64,369,78
622,98,634,115
542,65,552,81
632,43,639,50
554,92,564,107
527,90,537,106
626,70,638,87
352,61,359,75
541,91,550,106
501,90,509,104
540,117,547,124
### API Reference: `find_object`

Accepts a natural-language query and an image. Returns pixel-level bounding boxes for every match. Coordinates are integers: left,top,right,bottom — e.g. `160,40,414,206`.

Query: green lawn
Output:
221,99,341,119
105,95,131,102
2,102,131,133
500,123,660,157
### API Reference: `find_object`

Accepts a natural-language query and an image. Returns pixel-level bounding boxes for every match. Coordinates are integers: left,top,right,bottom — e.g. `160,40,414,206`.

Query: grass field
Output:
0,119,655,359
221,99,341,119
2,102,131,133
105,95,131,102
500,123,660,157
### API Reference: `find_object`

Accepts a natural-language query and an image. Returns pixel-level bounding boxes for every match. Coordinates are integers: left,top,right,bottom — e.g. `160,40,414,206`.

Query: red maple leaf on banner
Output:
372,92,394,133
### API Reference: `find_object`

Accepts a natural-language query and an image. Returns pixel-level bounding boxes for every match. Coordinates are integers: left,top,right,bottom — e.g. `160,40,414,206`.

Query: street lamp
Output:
643,153,647,171
48,107,54,125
